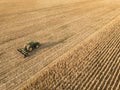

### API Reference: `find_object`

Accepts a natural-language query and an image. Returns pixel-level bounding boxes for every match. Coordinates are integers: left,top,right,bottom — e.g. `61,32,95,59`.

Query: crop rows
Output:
0,0,120,90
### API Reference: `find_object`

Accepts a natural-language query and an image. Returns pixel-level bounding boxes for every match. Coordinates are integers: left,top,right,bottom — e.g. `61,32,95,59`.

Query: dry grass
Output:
0,0,120,90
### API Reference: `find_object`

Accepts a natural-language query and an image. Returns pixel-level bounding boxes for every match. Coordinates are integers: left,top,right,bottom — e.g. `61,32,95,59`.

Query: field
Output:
0,0,120,90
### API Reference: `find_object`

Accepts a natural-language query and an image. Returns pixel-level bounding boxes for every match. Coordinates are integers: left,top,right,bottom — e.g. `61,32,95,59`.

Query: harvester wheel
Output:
26,45,32,52
29,47,33,52
36,45,39,48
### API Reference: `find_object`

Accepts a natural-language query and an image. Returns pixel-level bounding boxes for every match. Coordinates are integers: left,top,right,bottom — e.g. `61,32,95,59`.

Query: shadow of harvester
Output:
29,39,65,56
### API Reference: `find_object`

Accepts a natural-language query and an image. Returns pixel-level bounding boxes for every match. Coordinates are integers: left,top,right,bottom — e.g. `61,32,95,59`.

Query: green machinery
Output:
17,41,41,57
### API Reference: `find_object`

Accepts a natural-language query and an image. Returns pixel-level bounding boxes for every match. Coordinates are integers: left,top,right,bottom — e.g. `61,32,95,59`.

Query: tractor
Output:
17,41,41,57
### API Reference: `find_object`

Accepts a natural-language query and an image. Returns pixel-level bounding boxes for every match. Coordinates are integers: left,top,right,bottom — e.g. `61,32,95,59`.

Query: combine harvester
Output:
17,41,41,57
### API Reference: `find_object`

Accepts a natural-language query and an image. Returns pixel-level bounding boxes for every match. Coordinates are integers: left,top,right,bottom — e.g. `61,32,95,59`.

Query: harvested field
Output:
0,0,120,90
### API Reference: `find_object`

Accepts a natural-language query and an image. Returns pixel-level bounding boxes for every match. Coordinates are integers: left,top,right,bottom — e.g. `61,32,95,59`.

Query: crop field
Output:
0,0,120,90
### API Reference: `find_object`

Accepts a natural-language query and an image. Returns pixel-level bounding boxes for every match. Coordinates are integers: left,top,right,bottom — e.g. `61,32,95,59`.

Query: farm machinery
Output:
17,41,41,57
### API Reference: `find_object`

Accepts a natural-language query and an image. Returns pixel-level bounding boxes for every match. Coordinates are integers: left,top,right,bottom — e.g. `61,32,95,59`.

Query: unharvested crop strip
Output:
64,32,118,89
102,53,119,90
77,33,120,90
99,45,120,90
53,29,116,89
88,39,120,90
58,30,119,89
111,58,120,90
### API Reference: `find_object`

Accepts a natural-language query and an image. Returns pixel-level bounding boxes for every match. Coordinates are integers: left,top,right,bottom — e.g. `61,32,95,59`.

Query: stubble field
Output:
0,0,120,90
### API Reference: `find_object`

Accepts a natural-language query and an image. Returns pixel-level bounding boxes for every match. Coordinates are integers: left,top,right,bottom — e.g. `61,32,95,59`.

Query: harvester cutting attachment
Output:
17,48,29,58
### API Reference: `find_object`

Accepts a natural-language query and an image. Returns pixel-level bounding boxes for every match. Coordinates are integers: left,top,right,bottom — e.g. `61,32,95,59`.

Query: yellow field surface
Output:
0,0,119,90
